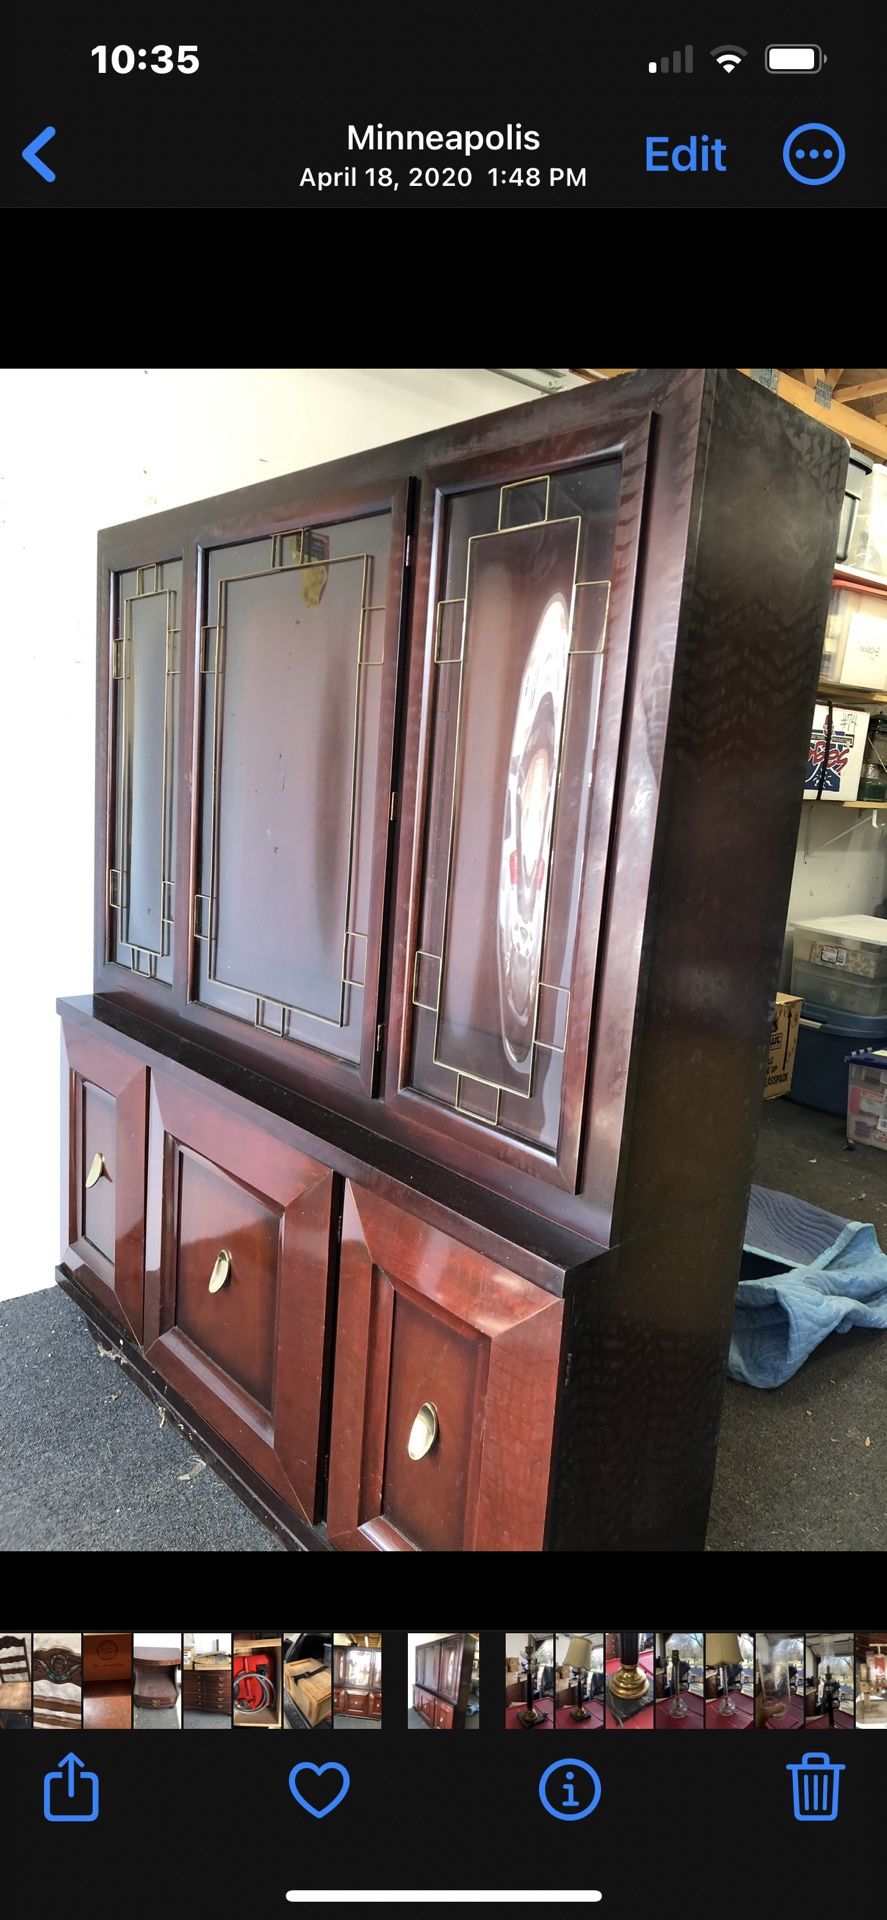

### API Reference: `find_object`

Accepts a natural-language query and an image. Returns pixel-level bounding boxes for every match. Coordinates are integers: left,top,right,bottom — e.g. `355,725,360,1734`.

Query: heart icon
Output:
288,1761,351,1820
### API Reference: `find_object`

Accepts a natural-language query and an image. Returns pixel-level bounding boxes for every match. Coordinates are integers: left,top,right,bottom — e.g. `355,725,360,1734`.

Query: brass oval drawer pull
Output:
407,1402,438,1461
85,1152,105,1190
208,1249,232,1294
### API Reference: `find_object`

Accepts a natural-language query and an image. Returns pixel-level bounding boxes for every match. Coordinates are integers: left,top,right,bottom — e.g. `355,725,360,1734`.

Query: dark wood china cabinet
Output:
58,370,846,1552
333,1643,382,1719
413,1634,474,1730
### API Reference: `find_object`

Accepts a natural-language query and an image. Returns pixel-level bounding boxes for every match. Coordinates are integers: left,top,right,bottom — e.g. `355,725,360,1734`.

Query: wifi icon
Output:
711,44,747,71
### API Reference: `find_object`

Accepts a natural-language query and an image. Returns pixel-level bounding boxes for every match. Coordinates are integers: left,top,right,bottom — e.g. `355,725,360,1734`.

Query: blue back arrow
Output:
22,126,56,181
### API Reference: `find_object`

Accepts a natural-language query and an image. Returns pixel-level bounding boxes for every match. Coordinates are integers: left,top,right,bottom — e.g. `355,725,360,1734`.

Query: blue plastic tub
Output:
788,999,887,1115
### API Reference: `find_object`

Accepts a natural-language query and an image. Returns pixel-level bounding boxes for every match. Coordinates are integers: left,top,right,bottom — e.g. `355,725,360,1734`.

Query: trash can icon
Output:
787,1751,845,1822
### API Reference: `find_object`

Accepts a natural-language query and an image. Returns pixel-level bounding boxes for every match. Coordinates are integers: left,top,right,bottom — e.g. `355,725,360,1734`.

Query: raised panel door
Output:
326,1183,563,1552
433,1697,455,1730
387,427,650,1192
143,1070,336,1522
61,1017,148,1341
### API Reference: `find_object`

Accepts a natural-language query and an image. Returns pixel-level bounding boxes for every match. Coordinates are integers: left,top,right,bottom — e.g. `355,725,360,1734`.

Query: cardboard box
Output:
287,1665,332,1726
804,703,868,801
765,993,802,1099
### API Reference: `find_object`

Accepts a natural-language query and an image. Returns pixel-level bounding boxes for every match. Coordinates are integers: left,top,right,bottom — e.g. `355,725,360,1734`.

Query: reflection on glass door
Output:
194,513,391,1066
407,457,622,1153
109,559,182,983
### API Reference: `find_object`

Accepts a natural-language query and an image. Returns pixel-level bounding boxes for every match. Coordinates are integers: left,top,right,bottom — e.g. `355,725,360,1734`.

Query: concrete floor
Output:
183,1710,230,1730
1,1098,883,1554
408,1708,479,1730
706,1099,887,1552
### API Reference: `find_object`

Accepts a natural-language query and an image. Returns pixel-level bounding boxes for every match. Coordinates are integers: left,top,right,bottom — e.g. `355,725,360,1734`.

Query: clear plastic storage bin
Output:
820,580,887,690
846,1051,887,1152
791,915,887,1017
843,462,887,579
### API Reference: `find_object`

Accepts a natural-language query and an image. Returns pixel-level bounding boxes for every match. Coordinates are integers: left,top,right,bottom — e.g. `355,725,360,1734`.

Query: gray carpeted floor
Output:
183,1710,230,1730
134,1705,180,1729
1,1099,883,1553
706,1099,886,1552
332,1716,382,1730
0,1289,283,1551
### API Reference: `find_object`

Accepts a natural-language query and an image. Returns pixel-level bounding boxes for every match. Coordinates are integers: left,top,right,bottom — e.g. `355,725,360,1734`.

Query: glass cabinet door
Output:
193,495,406,1091
108,557,183,983
392,432,650,1189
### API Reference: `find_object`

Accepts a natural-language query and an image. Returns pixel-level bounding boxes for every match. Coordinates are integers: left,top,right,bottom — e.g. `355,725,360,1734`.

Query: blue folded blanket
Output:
729,1217,887,1388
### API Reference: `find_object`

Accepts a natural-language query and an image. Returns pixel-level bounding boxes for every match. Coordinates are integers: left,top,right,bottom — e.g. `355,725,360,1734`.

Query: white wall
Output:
0,367,558,1304
781,803,887,988
407,1631,453,1689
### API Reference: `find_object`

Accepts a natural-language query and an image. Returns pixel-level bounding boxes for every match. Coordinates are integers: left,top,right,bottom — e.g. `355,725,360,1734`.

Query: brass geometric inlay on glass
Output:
109,559,180,967
415,473,611,1123
195,527,379,1038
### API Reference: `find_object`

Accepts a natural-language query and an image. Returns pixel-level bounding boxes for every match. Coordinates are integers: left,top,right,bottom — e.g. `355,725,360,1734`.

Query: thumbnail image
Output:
83,1632,132,1729
409,1633,479,1730
555,1633,604,1730
855,1632,887,1729
332,1633,381,1729
704,1633,754,1729
183,1634,232,1728
234,1634,283,1728
134,1634,182,1728
505,1633,555,1729
805,1633,854,1731
654,1632,704,1730
605,1632,655,1728
755,1633,805,1728
33,1633,82,1731
283,1632,332,1730
0,1633,32,1729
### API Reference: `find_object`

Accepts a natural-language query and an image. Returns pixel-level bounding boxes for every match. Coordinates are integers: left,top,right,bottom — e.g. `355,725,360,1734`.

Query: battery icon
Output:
765,44,826,72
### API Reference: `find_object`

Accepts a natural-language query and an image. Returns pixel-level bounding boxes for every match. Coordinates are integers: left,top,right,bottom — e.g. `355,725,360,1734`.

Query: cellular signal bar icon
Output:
648,45,694,73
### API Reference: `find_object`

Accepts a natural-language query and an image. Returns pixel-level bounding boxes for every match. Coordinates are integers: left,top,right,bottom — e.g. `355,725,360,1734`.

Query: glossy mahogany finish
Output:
95,469,412,1109
144,1070,337,1524
326,1183,563,1552
62,370,848,1556
332,1645,381,1719
60,1017,148,1341
411,1634,474,1730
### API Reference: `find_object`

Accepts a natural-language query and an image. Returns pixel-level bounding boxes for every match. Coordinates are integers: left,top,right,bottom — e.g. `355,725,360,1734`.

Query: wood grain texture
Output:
60,369,848,1556
60,1017,148,1341
327,1184,563,1552
143,1070,337,1523
83,1681,132,1729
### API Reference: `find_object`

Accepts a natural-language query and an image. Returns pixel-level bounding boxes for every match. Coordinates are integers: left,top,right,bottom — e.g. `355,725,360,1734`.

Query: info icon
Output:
538,1758,602,1821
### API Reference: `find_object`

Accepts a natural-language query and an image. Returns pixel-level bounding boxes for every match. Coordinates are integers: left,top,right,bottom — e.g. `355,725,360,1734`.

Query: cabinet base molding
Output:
54,1265,329,1554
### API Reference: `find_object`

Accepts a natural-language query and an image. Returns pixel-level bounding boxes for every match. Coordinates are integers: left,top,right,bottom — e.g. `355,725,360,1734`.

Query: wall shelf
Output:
840,800,887,809
818,682,887,705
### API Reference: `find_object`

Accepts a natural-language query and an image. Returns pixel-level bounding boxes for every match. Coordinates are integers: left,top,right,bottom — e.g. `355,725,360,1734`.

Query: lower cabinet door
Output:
434,1698,455,1730
345,1690,369,1717
327,1183,564,1552
143,1070,336,1523
61,1017,148,1341
368,1689,382,1717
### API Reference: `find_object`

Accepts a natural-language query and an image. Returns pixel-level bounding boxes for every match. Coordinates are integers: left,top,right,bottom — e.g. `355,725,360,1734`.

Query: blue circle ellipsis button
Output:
539,1757,602,1821
782,123,845,184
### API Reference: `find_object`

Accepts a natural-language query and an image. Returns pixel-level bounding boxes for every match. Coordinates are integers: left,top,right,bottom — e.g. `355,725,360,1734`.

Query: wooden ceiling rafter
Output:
567,368,887,460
